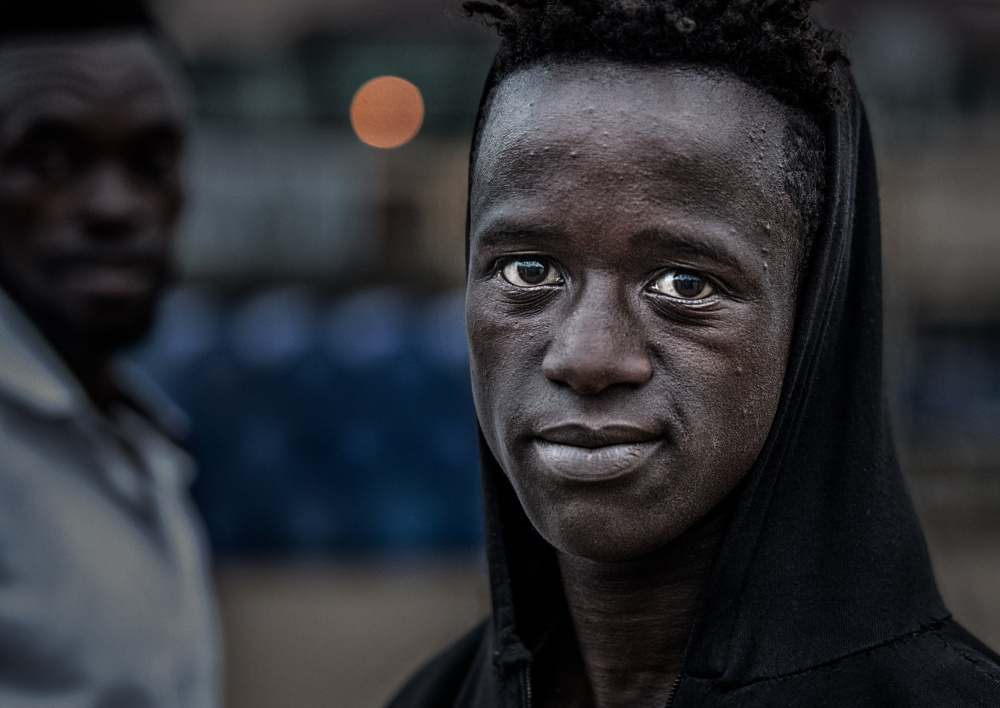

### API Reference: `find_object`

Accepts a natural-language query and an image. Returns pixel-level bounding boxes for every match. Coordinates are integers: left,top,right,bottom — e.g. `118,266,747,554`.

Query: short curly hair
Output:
0,0,155,40
464,0,849,267
464,0,846,119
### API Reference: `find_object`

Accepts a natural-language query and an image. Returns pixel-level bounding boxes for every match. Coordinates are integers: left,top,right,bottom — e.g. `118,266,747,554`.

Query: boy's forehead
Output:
472,61,801,245
478,61,787,173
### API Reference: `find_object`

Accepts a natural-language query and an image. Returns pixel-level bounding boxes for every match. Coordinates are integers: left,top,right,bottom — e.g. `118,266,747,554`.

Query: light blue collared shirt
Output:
0,289,220,708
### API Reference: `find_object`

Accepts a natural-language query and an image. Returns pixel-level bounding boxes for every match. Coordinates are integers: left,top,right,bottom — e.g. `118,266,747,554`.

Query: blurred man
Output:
0,2,219,706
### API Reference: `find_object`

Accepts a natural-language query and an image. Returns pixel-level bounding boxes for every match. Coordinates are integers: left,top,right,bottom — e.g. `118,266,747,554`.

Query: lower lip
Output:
532,439,662,483
63,265,152,297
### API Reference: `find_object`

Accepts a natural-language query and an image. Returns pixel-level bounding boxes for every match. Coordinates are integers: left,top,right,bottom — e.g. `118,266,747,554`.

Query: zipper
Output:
664,675,682,708
521,665,678,707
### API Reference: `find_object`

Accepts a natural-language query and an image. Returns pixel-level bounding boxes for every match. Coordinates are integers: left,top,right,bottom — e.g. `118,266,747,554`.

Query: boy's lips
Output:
532,423,664,482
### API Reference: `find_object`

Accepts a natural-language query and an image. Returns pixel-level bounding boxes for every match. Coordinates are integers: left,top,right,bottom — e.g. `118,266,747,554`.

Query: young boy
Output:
390,1,1000,706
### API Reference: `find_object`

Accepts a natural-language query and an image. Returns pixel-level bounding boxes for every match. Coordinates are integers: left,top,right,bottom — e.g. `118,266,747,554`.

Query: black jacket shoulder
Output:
387,621,490,708
677,620,1000,707
389,620,1000,707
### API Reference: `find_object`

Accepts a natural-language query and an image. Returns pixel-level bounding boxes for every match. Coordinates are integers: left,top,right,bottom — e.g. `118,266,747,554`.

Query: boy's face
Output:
467,62,805,561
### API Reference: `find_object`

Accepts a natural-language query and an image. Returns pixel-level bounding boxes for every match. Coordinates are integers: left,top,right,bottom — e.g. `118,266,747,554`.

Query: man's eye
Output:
501,259,561,288
650,271,715,300
22,142,79,183
131,136,181,183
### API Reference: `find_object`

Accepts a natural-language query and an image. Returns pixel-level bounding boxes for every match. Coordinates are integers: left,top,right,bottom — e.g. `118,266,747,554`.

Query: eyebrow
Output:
17,113,81,132
475,220,748,271
132,122,185,145
472,220,564,249
8,115,184,148
631,228,747,274
1,116,80,148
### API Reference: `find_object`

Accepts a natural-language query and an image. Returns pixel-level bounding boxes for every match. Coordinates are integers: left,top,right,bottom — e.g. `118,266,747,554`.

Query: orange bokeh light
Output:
350,76,425,149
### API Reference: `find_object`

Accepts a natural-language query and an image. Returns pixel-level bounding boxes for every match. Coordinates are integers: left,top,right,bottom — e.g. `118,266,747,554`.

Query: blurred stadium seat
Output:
131,287,483,558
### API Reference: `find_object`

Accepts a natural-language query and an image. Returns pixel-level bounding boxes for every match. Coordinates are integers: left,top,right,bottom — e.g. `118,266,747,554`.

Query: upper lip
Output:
535,423,662,449
49,253,159,274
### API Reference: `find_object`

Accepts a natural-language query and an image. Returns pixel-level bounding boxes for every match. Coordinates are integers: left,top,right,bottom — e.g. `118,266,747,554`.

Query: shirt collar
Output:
114,360,190,443
0,287,188,440
0,287,82,418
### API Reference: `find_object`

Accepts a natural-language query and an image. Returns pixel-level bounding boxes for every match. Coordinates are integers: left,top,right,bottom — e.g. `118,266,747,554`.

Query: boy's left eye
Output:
650,271,715,300
501,259,562,287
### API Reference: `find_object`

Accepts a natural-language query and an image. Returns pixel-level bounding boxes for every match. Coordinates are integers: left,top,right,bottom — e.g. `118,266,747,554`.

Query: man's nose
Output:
541,283,652,395
80,163,142,238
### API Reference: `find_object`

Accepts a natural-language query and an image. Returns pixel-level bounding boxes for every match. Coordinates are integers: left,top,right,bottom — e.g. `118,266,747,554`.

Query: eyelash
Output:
649,269,725,295
493,256,559,282
490,256,729,312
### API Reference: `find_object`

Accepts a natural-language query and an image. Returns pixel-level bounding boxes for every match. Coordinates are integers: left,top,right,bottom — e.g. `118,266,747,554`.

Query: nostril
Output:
542,349,652,394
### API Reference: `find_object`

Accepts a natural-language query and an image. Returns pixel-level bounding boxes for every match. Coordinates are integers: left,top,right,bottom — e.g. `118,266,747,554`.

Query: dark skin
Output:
466,62,806,707
0,32,186,411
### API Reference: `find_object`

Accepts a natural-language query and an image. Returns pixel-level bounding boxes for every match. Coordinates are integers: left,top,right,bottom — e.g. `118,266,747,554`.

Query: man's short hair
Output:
0,0,155,40
465,0,849,269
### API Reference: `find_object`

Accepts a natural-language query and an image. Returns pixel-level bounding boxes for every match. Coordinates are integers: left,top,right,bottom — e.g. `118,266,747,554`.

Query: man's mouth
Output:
532,423,663,482
54,257,160,298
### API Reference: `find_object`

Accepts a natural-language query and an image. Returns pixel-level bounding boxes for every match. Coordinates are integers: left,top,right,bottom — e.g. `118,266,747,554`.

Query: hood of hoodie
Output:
471,63,950,690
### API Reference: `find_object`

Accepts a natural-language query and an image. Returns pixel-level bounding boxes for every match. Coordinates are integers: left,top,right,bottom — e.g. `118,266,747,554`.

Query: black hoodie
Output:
387,67,1000,707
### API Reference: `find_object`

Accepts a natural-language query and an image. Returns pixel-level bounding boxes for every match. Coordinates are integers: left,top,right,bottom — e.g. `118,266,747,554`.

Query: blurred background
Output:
126,0,1000,705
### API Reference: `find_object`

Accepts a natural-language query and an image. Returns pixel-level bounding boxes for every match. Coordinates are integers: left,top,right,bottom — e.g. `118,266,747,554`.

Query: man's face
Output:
0,33,186,352
467,62,804,562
